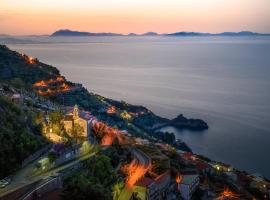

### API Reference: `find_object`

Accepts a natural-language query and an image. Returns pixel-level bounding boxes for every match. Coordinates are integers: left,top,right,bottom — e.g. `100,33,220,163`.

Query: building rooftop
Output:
183,152,193,159
181,175,199,185
196,162,209,170
155,171,171,184
135,171,171,188
11,93,21,99
136,177,154,187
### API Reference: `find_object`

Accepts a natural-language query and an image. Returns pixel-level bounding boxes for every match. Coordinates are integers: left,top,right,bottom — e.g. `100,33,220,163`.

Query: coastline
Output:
1,44,269,180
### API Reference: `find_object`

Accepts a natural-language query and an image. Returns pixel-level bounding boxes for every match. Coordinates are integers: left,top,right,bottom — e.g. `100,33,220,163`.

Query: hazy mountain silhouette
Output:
49,29,270,37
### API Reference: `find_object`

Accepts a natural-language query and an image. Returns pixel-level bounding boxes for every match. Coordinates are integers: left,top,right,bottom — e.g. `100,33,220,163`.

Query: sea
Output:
4,36,270,178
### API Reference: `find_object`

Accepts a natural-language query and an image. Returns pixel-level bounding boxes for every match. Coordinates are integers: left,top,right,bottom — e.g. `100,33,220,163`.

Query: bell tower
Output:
73,104,79,119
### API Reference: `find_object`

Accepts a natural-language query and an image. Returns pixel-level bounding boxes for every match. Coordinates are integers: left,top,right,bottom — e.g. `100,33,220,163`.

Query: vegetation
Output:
151,131,176,144
0,96,45,178
0,45,60,89
62,153,117,200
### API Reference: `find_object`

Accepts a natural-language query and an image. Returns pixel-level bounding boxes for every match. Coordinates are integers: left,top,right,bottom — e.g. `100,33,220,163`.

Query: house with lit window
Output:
132,171,171,200
63,105,95,138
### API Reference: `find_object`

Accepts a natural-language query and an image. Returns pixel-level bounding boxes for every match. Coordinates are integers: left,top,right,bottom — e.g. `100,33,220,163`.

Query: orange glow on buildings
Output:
33,80,47,87
27,56,35,64
33,76,66,87
107,106,116,114
92,121,125,146
21,53,37,64
122,159,150,188
56,76,65,81
101,130,115,145
216,188,240,200
176,173,182,184
33,76,75,96
60,83,71,91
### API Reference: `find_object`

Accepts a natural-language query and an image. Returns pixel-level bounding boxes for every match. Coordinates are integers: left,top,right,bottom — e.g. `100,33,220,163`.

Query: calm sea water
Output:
6,36,270,178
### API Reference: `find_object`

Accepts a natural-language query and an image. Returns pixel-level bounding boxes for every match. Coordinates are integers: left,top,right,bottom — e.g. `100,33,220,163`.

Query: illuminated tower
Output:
73,104,79,120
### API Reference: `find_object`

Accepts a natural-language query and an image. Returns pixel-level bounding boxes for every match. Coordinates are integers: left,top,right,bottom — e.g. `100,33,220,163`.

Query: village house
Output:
63,105,95,138
132,171,171,200
11,93,23,103
178,174,200,200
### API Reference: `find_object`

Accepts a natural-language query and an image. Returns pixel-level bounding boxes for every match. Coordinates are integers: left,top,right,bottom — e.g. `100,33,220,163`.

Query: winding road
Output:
118,147,151,200
0,151,95,199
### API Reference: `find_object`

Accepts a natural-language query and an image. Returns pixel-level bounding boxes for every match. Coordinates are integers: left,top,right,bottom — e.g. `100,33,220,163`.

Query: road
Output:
0,151,95,198
118,148,151,200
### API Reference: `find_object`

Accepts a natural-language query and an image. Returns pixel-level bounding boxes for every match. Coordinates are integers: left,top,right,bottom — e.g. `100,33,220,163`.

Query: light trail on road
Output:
122,150,151,188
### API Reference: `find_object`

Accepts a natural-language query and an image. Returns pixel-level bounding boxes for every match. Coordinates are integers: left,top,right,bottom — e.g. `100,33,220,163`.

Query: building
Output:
210,162,234,172
133,171,171,200
178,174,199,200
63,105,95,138
249,173,270,193
11,93,23,103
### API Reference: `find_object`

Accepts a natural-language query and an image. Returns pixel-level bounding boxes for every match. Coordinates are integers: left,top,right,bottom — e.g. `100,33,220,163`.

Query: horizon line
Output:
2,29,270,37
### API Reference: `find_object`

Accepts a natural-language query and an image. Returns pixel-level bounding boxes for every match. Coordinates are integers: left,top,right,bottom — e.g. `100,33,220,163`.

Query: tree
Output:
48,111,62,124
0,96,44,178
61,154,117,200
62,174,111,200
10,78,25,89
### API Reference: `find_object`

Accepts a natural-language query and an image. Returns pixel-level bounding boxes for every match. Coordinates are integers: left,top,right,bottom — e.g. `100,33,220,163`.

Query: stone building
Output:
63,105,95,138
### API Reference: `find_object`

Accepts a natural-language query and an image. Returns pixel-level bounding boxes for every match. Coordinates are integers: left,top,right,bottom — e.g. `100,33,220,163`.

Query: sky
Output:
0,0,270,35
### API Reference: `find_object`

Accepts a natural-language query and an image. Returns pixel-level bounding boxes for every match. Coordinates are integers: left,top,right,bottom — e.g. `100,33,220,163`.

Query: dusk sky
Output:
1,0,270,35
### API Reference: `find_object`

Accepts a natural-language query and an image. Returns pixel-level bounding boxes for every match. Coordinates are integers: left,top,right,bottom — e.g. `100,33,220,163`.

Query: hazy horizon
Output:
2,29,270,37
1,0,269,35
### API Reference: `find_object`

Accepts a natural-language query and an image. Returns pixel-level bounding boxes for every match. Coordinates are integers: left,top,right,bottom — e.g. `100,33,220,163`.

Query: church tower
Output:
73,104,79,119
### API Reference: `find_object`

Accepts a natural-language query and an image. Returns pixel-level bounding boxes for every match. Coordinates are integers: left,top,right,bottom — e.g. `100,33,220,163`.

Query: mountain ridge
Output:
50,29,270,37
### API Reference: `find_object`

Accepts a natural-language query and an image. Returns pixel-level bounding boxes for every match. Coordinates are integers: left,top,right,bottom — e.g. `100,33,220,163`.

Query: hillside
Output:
0,45,208,154
0,96,45,178
0,45,60,87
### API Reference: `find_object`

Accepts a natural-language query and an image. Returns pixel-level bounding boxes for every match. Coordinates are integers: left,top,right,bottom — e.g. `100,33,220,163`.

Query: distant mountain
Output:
142,32,159,36
0,37,36,44
164,31,270,37
164,32,210,36
50,29,270,37
215,31,270,36
0,34,10,37
127,33,138,36
51,29,123,37
127,32,159,36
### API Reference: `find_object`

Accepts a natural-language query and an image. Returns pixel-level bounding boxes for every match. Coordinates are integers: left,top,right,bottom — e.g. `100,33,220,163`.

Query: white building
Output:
133,171,171,200
178,175,199,200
